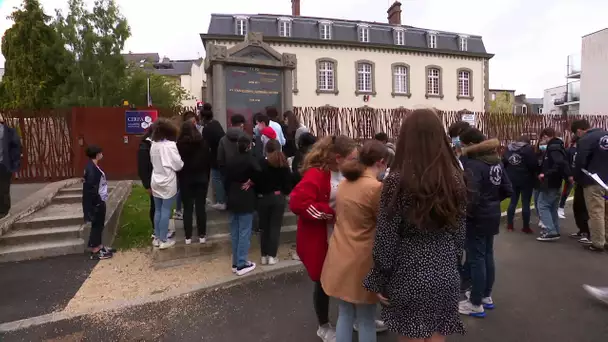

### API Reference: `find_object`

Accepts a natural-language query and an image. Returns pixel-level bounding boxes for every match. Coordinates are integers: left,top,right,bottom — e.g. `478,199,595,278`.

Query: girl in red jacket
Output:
289,135,358,342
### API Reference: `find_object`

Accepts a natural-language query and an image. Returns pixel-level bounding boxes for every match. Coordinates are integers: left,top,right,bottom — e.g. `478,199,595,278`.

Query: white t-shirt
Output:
327,170,343,239
150,140,184,199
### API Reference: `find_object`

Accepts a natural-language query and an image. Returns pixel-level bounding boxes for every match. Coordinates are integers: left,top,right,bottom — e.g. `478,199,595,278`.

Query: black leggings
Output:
313,281,330,326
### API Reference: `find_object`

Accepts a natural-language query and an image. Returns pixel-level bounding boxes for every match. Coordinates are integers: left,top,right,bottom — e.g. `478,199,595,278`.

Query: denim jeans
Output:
533,189,541,221
507,185,533,228
559,182,573,208
175,190,182,212
229,212,254,268
466,234,495,306
153,195,177,242
537,188,561,235
211,168,226,204
336,300,376,342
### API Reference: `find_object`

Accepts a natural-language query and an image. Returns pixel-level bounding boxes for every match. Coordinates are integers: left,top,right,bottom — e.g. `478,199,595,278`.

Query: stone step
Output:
53,193,82,205
59,186,115,195
0,226,82,246
0,238,85,263
13,214,83,230
152,225,297,264
173,211,297,237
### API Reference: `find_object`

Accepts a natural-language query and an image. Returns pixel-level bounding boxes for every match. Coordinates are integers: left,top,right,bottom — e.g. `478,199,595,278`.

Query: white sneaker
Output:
199,237,207,244
316,324,336,342
465,290,495,309
458,299,486,318
236,262,256,276
159,240,176,250
152,238,160,247
172,210,183,220
151,234,156,239
185,239,192,245
558,208,566,219
353,320,387,332
231,265,237,273
268,256,278,265
211,203,226,210
291,250,300,261
579,237,592,245
583,285,608,305
167,230,175,239
261,256,268,265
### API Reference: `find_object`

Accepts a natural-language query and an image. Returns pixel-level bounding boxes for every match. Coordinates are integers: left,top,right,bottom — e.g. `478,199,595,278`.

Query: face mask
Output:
253,125,260,137
539,144,547,151
451,137,461,148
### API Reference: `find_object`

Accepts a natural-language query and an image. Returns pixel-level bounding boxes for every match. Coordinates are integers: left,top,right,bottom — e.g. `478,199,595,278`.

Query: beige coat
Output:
321,169,382,304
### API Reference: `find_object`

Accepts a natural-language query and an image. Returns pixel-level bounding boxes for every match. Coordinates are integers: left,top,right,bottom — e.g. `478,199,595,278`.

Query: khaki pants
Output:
583,184,608,248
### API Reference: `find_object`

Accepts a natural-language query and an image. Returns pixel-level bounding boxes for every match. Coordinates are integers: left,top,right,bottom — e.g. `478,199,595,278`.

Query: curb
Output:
0,259,304,333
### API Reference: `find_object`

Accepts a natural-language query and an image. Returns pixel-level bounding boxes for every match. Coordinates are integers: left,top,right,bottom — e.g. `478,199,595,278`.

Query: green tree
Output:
53,0,130,107
490,91,514,114
0,0,68,109
120,65,191,108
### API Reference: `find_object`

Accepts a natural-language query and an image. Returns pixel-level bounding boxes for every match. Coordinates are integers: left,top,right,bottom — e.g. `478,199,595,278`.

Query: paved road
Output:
3,209,608,342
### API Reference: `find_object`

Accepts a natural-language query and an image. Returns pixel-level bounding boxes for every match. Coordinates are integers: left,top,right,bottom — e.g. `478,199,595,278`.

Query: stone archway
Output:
204,32,297,130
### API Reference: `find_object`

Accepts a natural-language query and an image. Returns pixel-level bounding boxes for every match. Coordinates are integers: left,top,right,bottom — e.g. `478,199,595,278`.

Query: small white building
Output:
580,28,608,115
543,84,567,115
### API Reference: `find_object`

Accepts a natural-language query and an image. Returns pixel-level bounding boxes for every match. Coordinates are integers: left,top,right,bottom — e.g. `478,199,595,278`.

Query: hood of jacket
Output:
462,138,501,165
225,127,245,142
386,142,396,153
546,137,564,150
508,141,528,152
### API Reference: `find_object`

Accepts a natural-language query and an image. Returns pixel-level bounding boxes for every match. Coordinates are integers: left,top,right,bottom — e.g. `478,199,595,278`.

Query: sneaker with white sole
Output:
316,324,336,342
268,256,278,265
236,262,256,276
172,210,183,220
152,238,160,247
459,299,486,318
199,237,206,244
558,207,566,219
579,237,592,245
536,232,560,242
353,320,387,333
465,291,495,309
159,240,176,250
211,203,226,211
185,239,192,245
231,265,237,273
261,256,268,265
583,284,608,305
167,230,175,239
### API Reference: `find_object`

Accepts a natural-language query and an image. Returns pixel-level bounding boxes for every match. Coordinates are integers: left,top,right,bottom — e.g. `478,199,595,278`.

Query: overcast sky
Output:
1,0,607,98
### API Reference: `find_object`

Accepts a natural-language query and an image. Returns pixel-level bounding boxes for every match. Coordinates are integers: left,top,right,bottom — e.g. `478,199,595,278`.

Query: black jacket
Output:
82,160,103,222
137,137,153,190
291,144,313,186
283,127,297,159
461,139,513,236
254,159,292,195
0,124,22,173
217,128,247,170
224,152,261,213
201,119,225,169
176,137,211,185
540,138,570,189
502,142,538,188
574,128,608,186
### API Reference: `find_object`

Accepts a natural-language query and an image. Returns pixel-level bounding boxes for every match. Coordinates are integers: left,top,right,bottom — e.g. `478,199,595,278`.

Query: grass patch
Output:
501,198,521,213
114,184,152,250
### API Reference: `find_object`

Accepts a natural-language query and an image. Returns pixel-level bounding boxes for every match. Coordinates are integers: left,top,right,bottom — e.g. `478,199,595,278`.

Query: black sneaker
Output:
91,249,113,260
570,232,583,239
536,232,560,242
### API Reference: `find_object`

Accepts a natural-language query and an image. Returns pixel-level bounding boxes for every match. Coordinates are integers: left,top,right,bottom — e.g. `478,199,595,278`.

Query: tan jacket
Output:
321,169,382,304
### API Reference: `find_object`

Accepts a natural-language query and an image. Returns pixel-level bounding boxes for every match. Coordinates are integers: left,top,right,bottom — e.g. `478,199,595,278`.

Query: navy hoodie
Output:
502,142,538,188
574,128,608,186
461,138,513,236
539,138,570,189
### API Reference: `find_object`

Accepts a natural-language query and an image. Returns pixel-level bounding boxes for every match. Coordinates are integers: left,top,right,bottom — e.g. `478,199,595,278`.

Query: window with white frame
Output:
428,33,437,48
319,21,332,40
522,105,528,114
459,36,468,51
318,60,335,91
357,63,372,92
458,70,470,97
427,68,440,95
278,18,292,37
538,107,543,114
235,16,248,36
394,28,405,45
393,65,408,94
358,25,370,43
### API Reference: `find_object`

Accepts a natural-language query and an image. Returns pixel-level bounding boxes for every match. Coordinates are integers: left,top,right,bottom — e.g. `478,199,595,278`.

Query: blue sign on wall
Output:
125,110,158,134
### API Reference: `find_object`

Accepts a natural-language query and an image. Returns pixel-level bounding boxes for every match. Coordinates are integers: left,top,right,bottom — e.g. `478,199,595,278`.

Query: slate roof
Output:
203,13,491,58
122,53,160,64
526,98,543,105
122,54,193,76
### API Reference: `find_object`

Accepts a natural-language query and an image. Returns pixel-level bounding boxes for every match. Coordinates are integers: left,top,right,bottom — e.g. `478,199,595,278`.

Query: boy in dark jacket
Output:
137,127,155,236
571,119,608,252
200,104,226,210
459,128,513,318
536,127,572,242
502,135,538,233
558,139,577,219
83,145,114,260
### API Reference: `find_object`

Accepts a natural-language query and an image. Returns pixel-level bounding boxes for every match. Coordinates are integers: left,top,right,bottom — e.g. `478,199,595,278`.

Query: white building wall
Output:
580,28,608,115
543,84,566,115
210,40,486,112
180,61,205,107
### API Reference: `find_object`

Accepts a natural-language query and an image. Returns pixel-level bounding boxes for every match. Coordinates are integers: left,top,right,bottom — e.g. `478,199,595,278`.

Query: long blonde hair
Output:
300,135,357,173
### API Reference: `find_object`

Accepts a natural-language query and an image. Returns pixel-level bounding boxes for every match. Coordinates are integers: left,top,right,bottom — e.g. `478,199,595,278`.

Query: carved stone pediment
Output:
207,44,227,61
282,53,297,69
232,46,276,61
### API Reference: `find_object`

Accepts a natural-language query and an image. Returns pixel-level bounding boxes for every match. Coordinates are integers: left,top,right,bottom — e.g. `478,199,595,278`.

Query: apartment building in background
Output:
202,1,494,113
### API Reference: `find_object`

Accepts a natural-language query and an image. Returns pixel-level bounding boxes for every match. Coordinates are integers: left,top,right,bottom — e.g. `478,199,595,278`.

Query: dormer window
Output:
235,16,248,36
319,21,332,40
393,28,405,45
358,24,370,43
428,31,437,49
459,35,468,51
278,17,292,37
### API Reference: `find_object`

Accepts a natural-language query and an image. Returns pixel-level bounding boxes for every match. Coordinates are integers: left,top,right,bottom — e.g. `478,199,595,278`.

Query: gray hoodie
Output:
507,141,528,152
217,127,248,169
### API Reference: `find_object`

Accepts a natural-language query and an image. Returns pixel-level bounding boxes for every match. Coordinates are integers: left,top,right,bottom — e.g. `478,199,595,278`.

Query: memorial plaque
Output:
225,66,283,133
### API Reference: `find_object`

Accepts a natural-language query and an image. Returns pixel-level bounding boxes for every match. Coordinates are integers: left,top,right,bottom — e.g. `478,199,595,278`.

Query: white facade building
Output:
580,28,608,115
543,84,567,115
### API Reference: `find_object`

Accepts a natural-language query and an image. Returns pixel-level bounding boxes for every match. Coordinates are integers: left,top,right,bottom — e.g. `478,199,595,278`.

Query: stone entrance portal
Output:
204,32,297,131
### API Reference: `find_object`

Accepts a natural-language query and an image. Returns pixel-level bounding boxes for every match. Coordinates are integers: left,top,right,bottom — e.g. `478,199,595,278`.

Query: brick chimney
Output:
292,0,300,16
387,1,402,25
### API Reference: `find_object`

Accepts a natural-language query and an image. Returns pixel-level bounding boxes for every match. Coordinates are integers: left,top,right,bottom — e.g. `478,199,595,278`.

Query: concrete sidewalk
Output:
10,183,48,213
